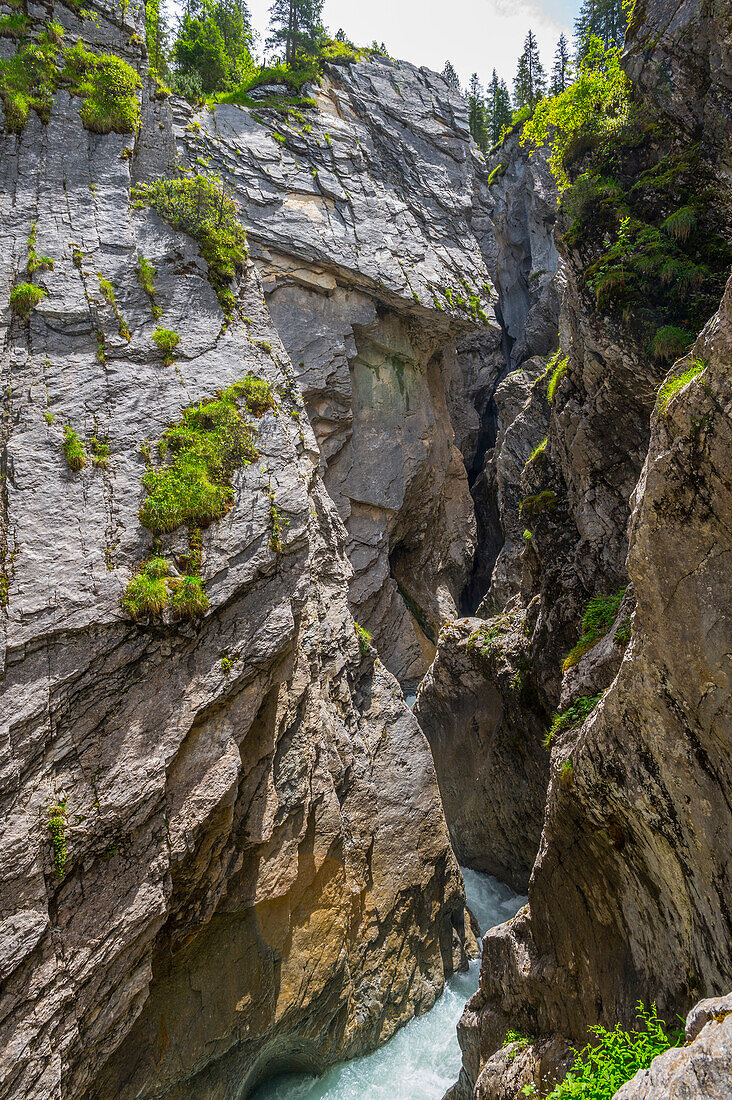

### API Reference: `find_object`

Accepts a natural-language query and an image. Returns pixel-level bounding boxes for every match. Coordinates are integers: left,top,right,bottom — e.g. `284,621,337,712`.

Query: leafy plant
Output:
542,1003,681,1100
62,426,86,471
563,589,626,670
354,622,372,656
240,371,276,416
132,174,248,317
545,693,603,747
10,281,47,317
61,40,141,133
88,435,110,468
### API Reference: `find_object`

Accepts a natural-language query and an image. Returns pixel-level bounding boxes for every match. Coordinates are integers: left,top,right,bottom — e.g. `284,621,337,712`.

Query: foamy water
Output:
251,869,525,1100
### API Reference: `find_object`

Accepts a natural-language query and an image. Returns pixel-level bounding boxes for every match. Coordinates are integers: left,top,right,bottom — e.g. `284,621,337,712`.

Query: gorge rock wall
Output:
173,61,503,686
434,1,732,1096
0,5,474,1098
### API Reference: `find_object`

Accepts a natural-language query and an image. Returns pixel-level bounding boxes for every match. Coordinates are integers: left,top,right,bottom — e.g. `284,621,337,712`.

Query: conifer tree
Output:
442,60,461,94
513,29,547,110
486,69,512,144
467,72,489,150
551,33,571,95
146,0,170,77
574,0,625,62
267,0,324,67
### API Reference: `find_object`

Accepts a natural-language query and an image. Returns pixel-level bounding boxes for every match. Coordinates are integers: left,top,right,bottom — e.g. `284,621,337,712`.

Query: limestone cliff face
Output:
433,2,732,1096
0,6,473,1099
172,61,501,687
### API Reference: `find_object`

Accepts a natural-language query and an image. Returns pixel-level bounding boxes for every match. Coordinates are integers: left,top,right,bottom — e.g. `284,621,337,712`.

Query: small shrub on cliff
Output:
563,589,626,671
10,281,47,317
546,349,568,402
152,326,180,365
539,1002,681,1100
239,372,276,416
354,622,372,656
544,692,603,747
61,41,141,133
62,426,86,472
132,175,247,317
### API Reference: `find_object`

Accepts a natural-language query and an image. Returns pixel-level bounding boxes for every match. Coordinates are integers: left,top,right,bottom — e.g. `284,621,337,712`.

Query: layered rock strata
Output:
0,5,472,1098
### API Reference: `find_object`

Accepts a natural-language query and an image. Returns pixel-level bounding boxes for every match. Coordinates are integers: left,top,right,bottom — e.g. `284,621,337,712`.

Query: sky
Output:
245,0,579,88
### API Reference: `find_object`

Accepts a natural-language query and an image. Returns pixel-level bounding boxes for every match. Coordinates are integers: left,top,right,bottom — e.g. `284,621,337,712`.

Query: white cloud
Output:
246,0,575,88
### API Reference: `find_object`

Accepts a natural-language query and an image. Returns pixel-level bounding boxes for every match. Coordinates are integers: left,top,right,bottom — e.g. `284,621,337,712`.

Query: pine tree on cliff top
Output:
467,72,489,150
442,60,461,94
552,33,571,95
267,0,324,67
575,0,626,62
513,29,547,110
486,69,511,144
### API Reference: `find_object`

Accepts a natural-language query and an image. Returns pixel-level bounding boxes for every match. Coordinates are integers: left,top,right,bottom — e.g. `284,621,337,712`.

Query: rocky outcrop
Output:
0,6,473,1099
616,993,732,1100
171,62,505,686
414,612,547,893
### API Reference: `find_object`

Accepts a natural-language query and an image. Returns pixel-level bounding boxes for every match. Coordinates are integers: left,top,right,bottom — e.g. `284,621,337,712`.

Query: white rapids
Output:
251,868,526,1100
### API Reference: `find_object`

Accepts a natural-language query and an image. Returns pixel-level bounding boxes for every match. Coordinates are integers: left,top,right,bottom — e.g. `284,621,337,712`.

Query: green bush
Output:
170,574,209,618
89,435,110,468
540,1003,681,1100
61,41,141,133
545,693,603,747
132,175,248,317
0,33,59,131
522,39,633,191
62,426,86,471
10,281,47,317
239,371,276,416
152,326,180,364
563,589,626,670
656,357,707,412
354,622,372,656
138,379,257,534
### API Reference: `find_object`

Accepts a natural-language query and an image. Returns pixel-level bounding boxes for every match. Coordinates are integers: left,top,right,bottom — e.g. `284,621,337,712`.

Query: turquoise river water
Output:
252,869,525,1100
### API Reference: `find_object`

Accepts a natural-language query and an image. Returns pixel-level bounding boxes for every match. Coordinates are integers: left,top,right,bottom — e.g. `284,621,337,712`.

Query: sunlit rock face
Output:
0,8,473,1099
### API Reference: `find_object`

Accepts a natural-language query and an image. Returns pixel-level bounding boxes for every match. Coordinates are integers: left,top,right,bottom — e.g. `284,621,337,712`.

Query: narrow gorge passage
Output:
252,871,525,1100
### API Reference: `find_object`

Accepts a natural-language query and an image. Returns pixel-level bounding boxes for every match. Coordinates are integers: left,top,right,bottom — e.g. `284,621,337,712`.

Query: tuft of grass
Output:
540,1003,681,1100
544,693,603,748
151,326,180,365
354,622,372,656
47,798,68,879
656,357,707,413
563,589,626,671
662,205,697,243
526,437,547,465
88,435,110,468
651,325,695,362
170,574,209,619
27,222,54,274
122,559,169,619
62,426,86,471
98,275,130,339
136,253,161,318
546,349,569,402
61,40,141,133
132,175,247,318
10,281,47,317
138,379,257,534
